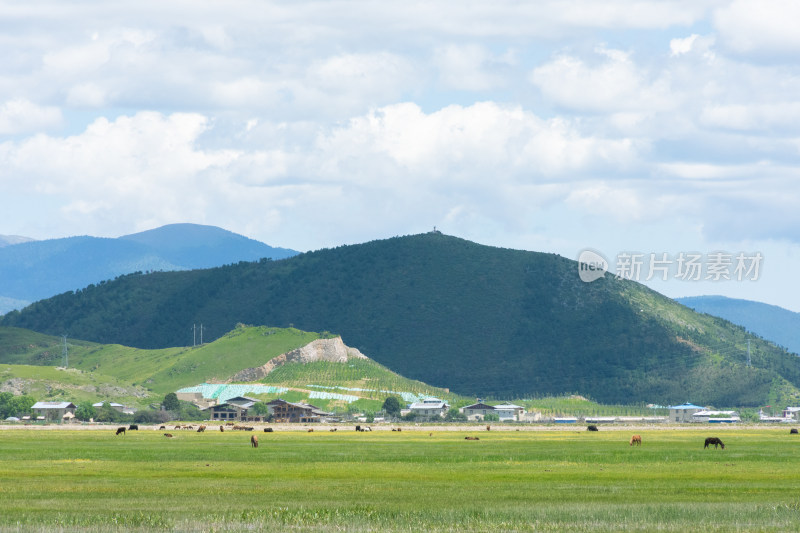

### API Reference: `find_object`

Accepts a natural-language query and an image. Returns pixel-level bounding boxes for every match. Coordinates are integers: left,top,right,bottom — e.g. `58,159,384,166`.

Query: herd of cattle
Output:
108,423,769,450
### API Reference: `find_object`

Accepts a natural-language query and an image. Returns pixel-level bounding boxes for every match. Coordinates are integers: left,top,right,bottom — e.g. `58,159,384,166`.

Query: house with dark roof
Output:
203,396,261,421
461,403,496,421
267,398,331,423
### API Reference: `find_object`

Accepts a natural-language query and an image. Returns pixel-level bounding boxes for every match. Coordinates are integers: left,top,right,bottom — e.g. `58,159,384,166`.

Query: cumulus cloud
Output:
2,0,800,304
0,99,62,134
529,46,674,114
714,0,800,57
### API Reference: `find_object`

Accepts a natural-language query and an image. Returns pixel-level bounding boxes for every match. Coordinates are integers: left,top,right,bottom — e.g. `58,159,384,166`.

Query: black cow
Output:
115,427,126,436
704,437,725,449
791,428,798,434
264,427,274,432
128,424,138,431
587,425,599,432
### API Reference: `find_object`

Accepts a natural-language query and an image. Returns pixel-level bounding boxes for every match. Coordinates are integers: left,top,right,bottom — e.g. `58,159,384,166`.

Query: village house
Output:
408,397,449,419
92,402,136,415
668,403,704,423
461,402,496,421
692,410,740,423
202,396,261,422
267,398,331,423
783,407,800,420
493,404,525,421
31,401,76,422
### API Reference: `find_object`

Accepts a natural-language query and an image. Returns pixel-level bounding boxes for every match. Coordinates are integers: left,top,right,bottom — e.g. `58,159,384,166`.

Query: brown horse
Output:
629,434,642,446
704,437,725,449
251,435,258,448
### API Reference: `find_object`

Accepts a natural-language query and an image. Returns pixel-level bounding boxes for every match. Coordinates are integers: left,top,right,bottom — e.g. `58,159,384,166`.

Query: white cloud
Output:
530,46,674,113
0,99,62,135
670,34,699,56
701,103,800,133
433,44,513,91
714,0,800,57
315,102,639,181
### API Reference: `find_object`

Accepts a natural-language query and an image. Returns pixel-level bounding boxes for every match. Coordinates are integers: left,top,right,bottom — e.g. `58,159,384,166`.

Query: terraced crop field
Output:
1,426,799,531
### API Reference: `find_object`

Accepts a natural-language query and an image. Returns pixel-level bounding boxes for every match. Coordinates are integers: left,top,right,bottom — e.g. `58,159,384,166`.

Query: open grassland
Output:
1,428,800,532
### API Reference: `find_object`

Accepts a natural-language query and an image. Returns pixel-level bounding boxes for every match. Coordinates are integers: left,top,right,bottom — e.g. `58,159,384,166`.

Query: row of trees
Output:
0,392,35,419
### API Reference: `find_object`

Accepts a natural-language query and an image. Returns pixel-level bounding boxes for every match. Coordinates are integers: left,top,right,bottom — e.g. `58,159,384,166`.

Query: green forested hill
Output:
3,233,799,406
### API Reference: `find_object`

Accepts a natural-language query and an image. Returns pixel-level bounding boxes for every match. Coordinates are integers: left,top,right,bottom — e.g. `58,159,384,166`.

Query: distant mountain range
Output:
0,235,35,247
4,232,799,407
0,224,297,314
677,295,800,356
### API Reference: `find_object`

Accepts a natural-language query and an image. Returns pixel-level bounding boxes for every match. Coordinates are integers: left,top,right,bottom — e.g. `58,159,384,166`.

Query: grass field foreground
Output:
1,427,800,531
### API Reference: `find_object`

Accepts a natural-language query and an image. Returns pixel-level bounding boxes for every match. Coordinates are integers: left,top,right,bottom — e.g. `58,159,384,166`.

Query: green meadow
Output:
1,428,800,532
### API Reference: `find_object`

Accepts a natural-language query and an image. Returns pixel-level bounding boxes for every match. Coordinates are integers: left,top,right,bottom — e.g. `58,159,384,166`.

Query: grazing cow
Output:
220,426,225,432
264,427,274,433
704,437,725,449
164,433,174,438
197,425,206,433
128,424,138,431
115,427,126,436
465,436,480,440
307,428,314,432
486,425,491,431
791,428,798,434
355,425,361,432
630,435,642,446
251,435,258,448
329,428,337,432
159,425,166,430
587,425,599,432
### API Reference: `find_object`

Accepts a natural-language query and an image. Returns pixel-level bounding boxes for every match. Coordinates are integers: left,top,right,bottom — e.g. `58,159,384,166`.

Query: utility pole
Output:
62,335,68,368
747,338,751,367
200,324,205,345
192,324,196,347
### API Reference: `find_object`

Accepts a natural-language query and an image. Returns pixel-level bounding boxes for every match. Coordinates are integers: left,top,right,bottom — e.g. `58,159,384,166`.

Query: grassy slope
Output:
0,325,458,408
0,364,151,406
1,429,800,531
69,325,323,395
623,285,800,407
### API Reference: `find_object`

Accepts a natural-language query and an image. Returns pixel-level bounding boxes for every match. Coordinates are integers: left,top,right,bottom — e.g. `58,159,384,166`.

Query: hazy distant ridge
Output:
677,295,800,355
0,223,297,313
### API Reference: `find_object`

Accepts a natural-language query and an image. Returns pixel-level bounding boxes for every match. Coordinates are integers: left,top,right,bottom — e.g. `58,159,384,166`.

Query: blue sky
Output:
1,1,799,311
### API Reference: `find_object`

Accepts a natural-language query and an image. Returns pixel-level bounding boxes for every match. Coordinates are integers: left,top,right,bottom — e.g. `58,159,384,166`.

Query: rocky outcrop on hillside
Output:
229,337,367,382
